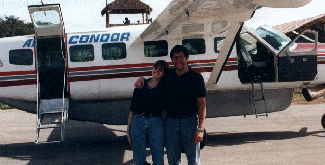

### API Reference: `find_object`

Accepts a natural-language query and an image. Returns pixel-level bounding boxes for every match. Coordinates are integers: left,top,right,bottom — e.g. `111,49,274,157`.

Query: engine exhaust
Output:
302,84,325,101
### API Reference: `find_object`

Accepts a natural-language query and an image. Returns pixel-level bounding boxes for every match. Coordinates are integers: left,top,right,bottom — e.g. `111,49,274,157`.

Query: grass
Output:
0,103,11,109
292,93,325,105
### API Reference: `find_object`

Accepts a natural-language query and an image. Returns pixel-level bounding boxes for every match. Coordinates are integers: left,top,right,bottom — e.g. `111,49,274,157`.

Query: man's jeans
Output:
131,114,164,165
165,116,200,165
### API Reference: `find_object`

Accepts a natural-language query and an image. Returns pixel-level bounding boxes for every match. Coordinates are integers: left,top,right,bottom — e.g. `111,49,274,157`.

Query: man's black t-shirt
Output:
164,68,206,118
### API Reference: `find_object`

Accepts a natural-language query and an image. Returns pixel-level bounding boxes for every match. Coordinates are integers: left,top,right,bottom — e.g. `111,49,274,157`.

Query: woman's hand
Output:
127,130,132,147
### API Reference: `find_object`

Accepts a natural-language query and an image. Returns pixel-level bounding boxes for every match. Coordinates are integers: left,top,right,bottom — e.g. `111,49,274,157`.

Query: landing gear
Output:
321,114,325,129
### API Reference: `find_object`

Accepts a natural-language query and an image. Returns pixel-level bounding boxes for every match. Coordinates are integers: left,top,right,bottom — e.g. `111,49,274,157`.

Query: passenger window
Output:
182,38,205,55
9,49,33,65
144,40,168,57
102,43,126,60
214,37,225,53
70,45,94,62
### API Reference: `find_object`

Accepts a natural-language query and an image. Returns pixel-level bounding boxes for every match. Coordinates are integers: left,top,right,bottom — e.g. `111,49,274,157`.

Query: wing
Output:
140,0,255,42
138,0,311,42
132,0,312,90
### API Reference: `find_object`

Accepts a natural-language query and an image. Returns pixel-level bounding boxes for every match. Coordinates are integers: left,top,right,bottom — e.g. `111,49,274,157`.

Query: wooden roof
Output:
101,0,152,16
273,13,325,42
273,13,325,34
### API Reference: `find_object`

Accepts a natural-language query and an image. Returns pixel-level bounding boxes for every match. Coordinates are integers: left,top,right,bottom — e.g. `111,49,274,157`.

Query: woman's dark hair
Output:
153,60,169,71
170,45,189,59
153,60,169,77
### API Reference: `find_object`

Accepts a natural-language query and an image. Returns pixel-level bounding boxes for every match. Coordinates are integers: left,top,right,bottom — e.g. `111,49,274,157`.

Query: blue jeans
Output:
165,116,200,165
131,114,164,165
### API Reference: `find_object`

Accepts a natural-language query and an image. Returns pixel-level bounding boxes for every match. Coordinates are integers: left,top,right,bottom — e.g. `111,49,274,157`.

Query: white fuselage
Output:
0,23,324,124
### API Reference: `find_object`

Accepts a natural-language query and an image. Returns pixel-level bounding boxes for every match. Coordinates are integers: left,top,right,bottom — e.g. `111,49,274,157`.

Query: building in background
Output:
101,0,152,28
273,13,325,43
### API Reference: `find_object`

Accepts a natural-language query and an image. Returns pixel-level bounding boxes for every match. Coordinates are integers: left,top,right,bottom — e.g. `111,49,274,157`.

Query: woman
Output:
127,60,169,165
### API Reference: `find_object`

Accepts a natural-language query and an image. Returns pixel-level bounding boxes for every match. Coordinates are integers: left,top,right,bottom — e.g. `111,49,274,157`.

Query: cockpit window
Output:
255,25,292,51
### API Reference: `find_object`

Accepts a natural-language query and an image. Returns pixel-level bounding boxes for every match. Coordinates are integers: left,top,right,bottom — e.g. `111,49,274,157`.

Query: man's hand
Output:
134,77,145,89
193,129,204,144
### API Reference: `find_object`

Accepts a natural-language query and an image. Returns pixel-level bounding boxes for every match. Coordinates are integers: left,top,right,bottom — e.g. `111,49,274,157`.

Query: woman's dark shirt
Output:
130,78,165,116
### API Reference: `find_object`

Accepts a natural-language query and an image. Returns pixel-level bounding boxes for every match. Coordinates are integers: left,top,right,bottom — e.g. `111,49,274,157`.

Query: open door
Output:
29,4,64,37
29,4,69,143
278,30,318,82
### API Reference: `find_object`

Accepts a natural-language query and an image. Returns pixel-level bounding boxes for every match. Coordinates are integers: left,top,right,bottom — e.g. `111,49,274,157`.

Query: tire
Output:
321,114,325,129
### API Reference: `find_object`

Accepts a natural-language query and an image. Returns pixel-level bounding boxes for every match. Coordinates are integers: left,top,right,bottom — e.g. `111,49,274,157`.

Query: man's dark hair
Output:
170,45,189,59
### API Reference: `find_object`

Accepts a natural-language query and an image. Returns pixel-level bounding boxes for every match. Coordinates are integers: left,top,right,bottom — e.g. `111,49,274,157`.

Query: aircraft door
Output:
28,4,68,100
236,33,276,84
278,30,318,82
28,4,64,37
29,4,68,143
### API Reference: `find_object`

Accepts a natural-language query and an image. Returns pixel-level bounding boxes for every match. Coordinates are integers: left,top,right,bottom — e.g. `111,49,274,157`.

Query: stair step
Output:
251,76,268,118
35,140,62,144
38,125,62,129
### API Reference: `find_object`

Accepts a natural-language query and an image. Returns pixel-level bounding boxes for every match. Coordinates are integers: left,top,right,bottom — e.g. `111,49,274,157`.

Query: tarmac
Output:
1,103,325,164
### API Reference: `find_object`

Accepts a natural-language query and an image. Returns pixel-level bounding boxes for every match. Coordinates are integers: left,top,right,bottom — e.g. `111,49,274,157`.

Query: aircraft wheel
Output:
321,114,325,129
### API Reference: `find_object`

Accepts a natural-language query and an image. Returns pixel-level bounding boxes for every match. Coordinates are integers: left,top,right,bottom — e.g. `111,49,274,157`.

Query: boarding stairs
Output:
251,76,268,118
36,98,69,144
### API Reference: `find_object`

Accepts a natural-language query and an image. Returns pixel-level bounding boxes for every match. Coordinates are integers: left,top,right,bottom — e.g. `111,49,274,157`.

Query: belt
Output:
168,114,197,119
136,112,161,118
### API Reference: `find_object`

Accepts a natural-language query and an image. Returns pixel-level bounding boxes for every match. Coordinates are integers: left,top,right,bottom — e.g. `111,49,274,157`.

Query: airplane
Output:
0,0,321,145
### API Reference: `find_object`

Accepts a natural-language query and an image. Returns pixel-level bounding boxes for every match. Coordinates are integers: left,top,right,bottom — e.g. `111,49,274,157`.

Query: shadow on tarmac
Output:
0,120,135,165
206,127,325,147
1,124,325,164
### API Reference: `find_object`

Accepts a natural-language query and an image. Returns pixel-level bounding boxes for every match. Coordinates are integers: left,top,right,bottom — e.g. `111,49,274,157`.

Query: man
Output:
124,17,130,25
135,45,206,165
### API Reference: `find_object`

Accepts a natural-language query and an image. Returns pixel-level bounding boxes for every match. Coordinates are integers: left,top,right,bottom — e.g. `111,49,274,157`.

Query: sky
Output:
0,0,324,32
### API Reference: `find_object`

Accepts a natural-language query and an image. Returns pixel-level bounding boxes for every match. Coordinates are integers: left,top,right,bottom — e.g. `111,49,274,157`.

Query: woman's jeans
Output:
131,114,164,165
165,116,200,165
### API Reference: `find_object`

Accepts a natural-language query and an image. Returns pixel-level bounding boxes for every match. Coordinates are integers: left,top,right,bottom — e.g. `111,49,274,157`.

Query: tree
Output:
0,15,34,38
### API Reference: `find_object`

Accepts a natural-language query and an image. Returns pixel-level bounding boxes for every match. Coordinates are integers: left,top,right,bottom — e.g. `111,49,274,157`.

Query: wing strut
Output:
215,23,244,84
206,22,243,91
206,10,257,91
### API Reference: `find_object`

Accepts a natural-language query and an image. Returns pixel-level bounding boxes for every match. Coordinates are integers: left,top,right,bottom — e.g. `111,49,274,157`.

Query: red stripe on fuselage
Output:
0,70,37,87
69,64,238,82
0,79,36,87
0,70,36,77
3,55,325,86
69,71,152,82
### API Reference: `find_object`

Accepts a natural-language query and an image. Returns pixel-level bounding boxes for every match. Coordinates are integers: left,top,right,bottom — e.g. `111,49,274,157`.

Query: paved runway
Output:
1,103,325,164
